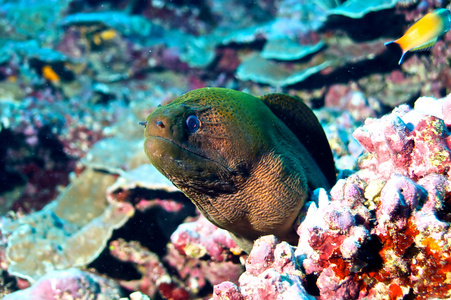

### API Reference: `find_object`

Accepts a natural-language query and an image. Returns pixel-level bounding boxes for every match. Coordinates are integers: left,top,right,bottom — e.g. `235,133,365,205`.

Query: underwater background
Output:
1,0,451,299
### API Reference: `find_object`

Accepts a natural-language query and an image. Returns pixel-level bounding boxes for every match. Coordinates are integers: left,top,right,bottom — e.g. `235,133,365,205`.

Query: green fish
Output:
143,87,335,252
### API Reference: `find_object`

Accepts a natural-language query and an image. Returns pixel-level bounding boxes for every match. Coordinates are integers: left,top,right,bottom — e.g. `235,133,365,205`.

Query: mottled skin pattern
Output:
144,87,335,252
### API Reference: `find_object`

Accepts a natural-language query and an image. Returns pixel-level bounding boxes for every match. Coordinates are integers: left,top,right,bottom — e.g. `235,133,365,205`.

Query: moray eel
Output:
143,87,335,252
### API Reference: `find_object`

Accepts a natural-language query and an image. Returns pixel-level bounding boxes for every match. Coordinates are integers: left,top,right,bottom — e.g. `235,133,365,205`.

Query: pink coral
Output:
165,214,244,294
2,268,122,299
213,236,313,300
170,214,242,262
109,238,170,297
352,102,451,180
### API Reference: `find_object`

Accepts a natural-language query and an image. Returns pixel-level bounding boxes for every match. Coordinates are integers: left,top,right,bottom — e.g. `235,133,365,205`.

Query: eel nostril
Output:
156,120,165,128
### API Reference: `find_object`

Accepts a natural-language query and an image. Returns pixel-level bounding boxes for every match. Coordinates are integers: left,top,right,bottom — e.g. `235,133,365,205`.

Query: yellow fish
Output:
93,29,117,45
385,8,451,65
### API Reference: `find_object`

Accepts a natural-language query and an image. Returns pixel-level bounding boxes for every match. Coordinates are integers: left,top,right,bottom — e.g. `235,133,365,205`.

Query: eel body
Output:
143,87,335,252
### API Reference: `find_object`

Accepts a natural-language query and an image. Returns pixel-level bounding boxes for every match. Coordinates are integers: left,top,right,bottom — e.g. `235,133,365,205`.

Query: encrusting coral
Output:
2,268,122,300
213,235,313,299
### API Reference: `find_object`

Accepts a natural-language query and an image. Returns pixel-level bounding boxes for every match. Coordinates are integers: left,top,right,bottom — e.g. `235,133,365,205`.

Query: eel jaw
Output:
144,135,235,193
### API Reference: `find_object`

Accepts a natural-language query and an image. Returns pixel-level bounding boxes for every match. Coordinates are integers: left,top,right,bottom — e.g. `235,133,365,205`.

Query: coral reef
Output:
236,35,388,87
0,169,133,282
2,0,451,299
328,0,399,18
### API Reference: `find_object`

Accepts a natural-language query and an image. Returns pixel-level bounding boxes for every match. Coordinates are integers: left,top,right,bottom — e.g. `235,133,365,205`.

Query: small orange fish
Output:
42,65,60,83
385,8,451,65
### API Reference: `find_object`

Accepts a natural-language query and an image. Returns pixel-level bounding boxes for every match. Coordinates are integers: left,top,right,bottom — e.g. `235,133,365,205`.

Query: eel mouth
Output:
145,135,230,172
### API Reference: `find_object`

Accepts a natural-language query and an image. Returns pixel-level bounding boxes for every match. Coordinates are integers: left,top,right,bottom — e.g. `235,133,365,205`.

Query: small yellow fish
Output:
385,8,451,64
93,29,117,45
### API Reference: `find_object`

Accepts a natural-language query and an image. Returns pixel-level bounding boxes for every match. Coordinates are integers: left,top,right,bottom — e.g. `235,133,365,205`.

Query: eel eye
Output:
186,115,200,132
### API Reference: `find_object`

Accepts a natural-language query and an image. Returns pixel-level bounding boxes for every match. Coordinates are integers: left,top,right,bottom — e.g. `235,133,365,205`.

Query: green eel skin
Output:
143,87,336,253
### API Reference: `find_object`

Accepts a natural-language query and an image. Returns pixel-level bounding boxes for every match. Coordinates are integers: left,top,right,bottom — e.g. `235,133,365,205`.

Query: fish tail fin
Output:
398,51,408,65
385,40,406,65
384,40,397,47
384,40,403,51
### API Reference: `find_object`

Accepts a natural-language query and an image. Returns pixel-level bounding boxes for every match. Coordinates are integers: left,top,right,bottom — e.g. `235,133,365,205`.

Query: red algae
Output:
378,220,418,259
158,282,190,300
330,253,353,280
410,242,451,299
388,283,403,300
